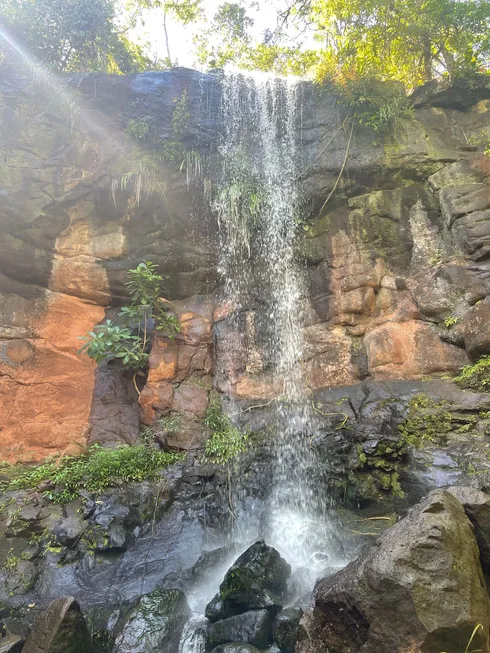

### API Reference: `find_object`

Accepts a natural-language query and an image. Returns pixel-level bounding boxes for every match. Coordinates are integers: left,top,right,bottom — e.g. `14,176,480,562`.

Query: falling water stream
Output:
179,71,345,652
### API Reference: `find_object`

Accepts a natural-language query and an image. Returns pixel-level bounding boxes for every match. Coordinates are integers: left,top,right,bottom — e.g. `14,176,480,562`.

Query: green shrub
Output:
328,74,413,134
455,356,490,392
79,261,180,375
1,444,184,504
126,118,150,142
204,400,248,464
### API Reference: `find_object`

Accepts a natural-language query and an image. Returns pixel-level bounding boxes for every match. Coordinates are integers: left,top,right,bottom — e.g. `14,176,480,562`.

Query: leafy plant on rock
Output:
204,400,248,464
79,261,179,393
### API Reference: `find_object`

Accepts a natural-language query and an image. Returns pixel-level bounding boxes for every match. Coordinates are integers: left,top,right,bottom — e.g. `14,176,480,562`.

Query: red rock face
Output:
0,293,104,462
1,68,490,460
139,297,214,425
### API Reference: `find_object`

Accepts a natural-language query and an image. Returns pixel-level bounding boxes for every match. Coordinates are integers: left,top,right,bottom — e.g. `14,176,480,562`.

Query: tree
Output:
0,0,159,73
305,0,490,86
195,0,490,88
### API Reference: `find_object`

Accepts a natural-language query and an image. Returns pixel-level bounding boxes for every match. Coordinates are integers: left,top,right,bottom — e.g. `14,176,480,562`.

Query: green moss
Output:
349,439,406,500
398,394,453,448
220,567,252,601
455,356,490,392
1,444,184,504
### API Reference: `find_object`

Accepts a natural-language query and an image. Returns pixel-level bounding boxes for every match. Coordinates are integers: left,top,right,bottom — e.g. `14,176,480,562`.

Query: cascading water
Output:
179,71,346,652
215,71,343,568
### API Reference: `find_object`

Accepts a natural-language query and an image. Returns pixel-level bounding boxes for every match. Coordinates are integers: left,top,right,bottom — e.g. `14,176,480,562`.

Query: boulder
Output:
205,541,291,622
113,588,190,653
0,635,23,653
296,490,490,653
206,609,274,650
272,607,303,653
161,544,240,593
448,486,490,571
22,597,92,653
460,299,490,359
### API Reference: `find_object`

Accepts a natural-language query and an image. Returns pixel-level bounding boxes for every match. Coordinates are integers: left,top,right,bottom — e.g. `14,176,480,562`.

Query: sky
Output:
127,1,281,70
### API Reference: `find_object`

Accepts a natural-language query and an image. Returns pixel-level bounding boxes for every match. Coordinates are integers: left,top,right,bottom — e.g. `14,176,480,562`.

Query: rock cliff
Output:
1,65,490,462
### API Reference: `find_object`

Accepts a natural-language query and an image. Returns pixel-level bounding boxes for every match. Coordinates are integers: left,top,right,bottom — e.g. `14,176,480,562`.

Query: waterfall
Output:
215,72,341,569
180,71,344,653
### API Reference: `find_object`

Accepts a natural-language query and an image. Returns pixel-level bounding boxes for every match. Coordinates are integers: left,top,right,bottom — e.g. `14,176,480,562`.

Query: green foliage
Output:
444,315,460,327
398,394,453,448
467,130,490,157
194,0,490,91
1,444,183,504
0,0,161,73
455,356,490,392
351,439,406,499
204,400,248,464
116,90,194,202
79,261,179,371
214,179,265,236
329,75,413,133
126,119,150,142
172,90,191,140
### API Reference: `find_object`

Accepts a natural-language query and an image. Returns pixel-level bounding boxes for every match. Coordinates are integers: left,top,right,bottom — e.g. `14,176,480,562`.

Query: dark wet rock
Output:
205,541,291,622
211,645,264,653
22,597,92,653
297,489,490,653
51,515,86,547
448,486,490,571
0,635,23,653
272,607,303,653
206,594,227,622
206,609,274,651
113,588,190,653
161,544,241,593
411,75,490,109
285,568,316,605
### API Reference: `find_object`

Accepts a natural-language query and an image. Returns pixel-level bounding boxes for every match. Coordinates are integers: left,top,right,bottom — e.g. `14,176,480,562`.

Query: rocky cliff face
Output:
1,65,490,462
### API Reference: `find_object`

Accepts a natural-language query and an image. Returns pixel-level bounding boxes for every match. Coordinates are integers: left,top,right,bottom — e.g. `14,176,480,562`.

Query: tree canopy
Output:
196,0,490,88
0,0,152,72
0,0,489,88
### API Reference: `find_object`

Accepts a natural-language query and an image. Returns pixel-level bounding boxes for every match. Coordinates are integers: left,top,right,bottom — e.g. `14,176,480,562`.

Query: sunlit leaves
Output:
79,261,180,370
0,0,160,73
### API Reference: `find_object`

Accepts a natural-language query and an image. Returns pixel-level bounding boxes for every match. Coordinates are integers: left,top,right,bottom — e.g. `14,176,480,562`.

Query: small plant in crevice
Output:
79,261,180,393
444,315,460,328
172,89,191,140
466,130,490,158
441,623,484,653
204,400,248,464
113,90,198,205
1,444,184,505
455,356,490,392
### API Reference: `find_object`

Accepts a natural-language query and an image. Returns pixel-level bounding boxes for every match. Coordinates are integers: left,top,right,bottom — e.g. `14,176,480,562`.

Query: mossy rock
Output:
205,541,291,622
113,589,190,653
